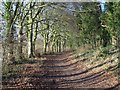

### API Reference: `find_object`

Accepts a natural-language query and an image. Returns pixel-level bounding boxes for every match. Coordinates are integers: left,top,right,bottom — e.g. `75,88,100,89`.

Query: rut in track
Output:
2,51,119,89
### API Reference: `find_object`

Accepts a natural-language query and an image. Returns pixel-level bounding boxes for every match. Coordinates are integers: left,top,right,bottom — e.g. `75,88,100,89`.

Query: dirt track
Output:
2,51,119,90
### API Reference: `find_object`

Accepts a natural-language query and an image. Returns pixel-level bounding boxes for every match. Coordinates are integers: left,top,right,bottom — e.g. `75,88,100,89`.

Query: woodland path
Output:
2,51,119,90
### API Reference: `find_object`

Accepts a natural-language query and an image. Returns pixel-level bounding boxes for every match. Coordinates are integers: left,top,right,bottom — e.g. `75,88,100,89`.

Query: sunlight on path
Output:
2,51,119,89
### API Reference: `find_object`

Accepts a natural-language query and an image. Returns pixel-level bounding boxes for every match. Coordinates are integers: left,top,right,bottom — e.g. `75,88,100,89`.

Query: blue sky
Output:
99,0,106,12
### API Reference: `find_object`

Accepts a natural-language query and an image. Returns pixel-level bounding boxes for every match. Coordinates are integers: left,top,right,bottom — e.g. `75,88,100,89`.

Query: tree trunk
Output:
33,22,38,56
27,30,31,58
63,39,66,51
117,35,120,80
44,34,47,53
18,28,23,59
6,24,14,63
27,26,35,58
30,25,35,58
59,38,61,52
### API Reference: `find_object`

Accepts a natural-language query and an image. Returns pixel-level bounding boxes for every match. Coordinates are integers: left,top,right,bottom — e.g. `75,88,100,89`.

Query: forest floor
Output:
2,51,120,90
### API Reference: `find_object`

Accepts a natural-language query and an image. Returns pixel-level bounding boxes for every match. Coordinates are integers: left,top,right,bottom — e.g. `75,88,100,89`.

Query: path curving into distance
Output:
2,51,119,90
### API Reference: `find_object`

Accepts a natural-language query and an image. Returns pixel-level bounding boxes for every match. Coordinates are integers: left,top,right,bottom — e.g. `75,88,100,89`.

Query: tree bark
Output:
18,27,23,59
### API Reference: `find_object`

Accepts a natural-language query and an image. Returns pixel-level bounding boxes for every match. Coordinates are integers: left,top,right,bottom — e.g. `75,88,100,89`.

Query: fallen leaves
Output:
2,51,119,89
